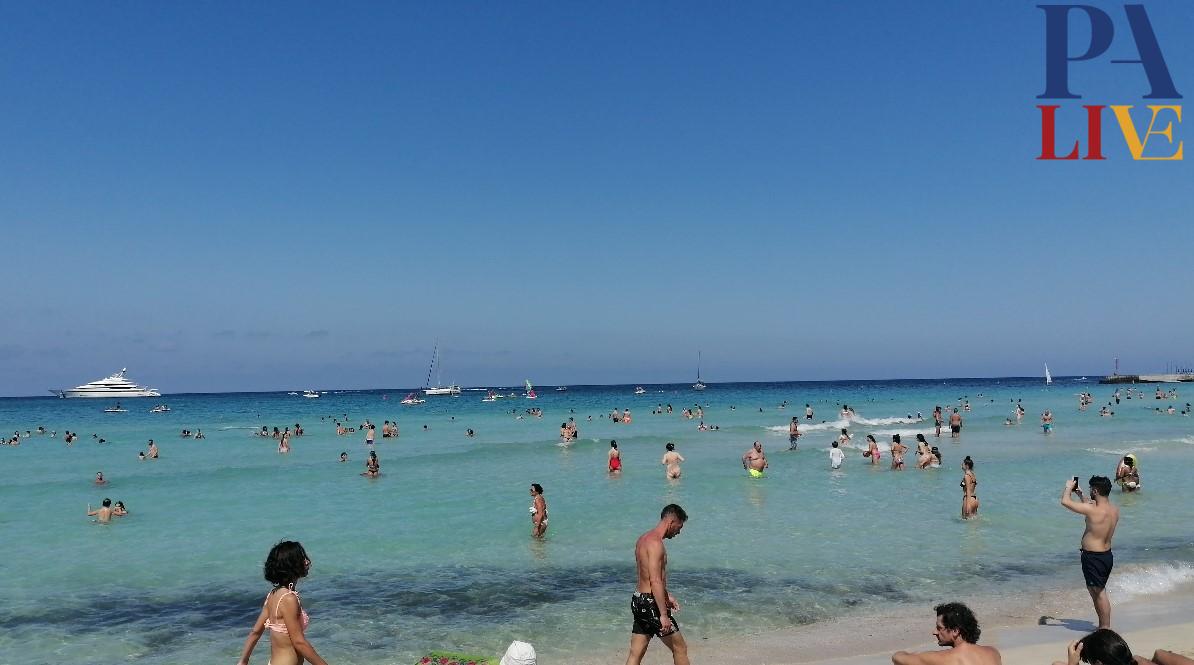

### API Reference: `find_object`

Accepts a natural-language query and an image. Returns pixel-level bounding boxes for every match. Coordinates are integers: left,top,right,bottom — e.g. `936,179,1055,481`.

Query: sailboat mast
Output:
425,342,437,389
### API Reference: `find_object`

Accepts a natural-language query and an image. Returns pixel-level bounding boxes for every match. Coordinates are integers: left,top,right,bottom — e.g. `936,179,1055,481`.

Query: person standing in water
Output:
742,441,768,478
788,417,802,450
609,441,623,474
890,435,908,470
961,456,979,519
625,504,689,665
949,409,963,439
864,435,881,465
236,540,330,665
1062,476,1119,629
829,441,845,469
529,483,548,538
662,442,684,479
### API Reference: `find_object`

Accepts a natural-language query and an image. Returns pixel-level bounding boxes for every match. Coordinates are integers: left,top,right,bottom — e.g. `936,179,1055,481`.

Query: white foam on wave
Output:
1107,562,1194,601
872,427,938,438
1181,436,1194,445
852,415,924,426
1083,446,1156,456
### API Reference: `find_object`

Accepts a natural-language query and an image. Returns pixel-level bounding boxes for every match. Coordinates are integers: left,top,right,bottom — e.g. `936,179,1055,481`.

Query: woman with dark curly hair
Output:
236,541,329,665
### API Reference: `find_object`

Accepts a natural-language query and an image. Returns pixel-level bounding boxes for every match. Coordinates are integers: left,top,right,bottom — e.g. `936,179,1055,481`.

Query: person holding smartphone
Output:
1061,476,1119,629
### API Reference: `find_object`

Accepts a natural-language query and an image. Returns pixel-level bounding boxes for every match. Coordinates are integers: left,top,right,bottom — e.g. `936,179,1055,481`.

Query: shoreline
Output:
563,581,1194,665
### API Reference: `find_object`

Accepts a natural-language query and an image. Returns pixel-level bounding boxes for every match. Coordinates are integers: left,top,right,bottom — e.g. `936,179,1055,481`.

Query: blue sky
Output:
2,1,1192,395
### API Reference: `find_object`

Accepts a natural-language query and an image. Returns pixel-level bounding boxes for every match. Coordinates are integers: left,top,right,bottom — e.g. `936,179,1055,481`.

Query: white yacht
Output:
52,369,160,398
422,342,462,396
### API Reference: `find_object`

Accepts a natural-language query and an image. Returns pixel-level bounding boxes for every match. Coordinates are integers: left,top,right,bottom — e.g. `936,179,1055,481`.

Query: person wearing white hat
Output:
500,640,536,665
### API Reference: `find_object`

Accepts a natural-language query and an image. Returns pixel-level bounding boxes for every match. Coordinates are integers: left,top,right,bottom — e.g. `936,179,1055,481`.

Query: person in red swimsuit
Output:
609,440,623,474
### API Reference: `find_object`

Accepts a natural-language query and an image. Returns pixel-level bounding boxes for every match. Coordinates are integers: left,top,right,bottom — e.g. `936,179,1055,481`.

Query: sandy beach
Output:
571,582,1194,665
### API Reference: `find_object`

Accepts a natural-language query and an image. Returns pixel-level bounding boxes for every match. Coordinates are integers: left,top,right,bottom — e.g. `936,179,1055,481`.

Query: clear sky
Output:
2,1,1192,395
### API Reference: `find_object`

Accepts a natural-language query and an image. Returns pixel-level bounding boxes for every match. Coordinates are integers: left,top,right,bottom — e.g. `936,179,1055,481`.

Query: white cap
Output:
500,640,537,665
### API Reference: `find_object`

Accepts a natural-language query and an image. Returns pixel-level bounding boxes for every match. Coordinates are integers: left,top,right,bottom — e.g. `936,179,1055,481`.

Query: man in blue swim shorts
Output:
1061,475,1120,629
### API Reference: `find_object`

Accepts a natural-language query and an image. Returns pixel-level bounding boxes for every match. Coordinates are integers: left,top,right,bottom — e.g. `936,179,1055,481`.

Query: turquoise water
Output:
1,379,1192,663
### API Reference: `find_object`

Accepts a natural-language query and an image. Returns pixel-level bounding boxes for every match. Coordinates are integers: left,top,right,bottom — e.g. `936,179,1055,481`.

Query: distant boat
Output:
302,390,320,399
104,403,127,413
1045,363,1053,386
149,404,170,413
401,391,425,405
482,390,498,402
556,386,567,391
693,351,707,391
422,342,462,396
634,386,646,395
525,379,537,400
53,368,160,398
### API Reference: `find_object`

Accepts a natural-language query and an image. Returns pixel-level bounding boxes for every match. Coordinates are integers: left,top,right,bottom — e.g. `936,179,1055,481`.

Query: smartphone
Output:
1073,476,1080,484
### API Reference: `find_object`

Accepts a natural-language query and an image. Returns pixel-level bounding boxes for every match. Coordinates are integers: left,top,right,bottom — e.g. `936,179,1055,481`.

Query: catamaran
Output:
524,379,537,399
693,352,707,390
422,343,461,396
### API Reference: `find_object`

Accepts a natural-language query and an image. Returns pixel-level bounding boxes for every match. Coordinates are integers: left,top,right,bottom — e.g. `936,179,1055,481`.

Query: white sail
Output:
1045,363,1052,385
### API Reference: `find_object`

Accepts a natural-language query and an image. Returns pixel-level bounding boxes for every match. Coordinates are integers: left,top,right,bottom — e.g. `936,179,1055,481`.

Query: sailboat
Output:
422,342,462,396
1045,363,1053,386
693,351,707,390
524,379,537,399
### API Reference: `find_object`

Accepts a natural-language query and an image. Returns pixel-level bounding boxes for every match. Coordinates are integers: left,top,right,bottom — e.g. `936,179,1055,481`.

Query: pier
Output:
1099,373,1194,384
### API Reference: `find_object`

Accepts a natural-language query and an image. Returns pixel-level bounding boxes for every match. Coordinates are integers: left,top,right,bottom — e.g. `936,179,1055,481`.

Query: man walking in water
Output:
742,441,768,478
788,417,802,450
626,504,689,665
949,409,963,439
891,602,1001,665
1061,476,1119,629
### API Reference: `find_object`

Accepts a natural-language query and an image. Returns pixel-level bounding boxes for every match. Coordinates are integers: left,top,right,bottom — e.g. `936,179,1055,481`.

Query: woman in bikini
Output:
961,456,979,518
237,540,330,665
916,436,934,469
864,435,880,465
608,441,622,474
890,434,907,470
529,483,548,538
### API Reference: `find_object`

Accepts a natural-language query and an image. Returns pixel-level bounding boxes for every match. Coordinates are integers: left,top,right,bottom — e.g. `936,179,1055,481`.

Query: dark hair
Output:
832,441,839,448
866,434,876,443
666,442,675,451
101,498,111,507
610,441,618,449
1077,629,1134,665
531,483,543,494
264,541,309,587
1122,456,1134,468
1089,476,1113,497
917,434,927,443
934,602,980,643
115,501,125,508
661,503,688,522
892,434,901,443
963,456,974,470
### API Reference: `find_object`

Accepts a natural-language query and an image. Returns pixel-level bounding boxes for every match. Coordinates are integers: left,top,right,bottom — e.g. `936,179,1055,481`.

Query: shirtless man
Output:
95,471,108,485
626,504,689,665
788,417,802,450
892,602,1001,665
87,498,114,523
146,440,159,459
949,409,963,439
805,404,814,420
1062,476,1119,629
661,442,684,479
742,441,768,478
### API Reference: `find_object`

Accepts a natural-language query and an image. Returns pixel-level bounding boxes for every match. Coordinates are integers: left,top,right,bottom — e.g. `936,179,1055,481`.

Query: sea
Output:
1,378,1192,664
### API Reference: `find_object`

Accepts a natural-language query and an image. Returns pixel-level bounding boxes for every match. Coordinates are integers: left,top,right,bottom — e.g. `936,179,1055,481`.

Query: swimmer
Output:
1041,410,1054,434
949,409,963,438
147,440,159,459
662,442,684,479
87,498,114,523
95,471,108,485
113,500,128,517
609,441,622,474
339,452,348,463
361,450,379,478
829,441,844,469
742,441,768,478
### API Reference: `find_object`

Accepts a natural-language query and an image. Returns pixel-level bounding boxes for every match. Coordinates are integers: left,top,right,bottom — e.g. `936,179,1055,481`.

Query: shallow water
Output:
1,379,1190,663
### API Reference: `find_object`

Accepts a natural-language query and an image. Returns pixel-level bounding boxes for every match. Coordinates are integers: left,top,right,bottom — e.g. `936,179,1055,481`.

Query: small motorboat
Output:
150,404,170,413
401,391,426,405
556,386,568,391
104,404,127,413
302,390,320,399
634,386,646,395
482,390,498,402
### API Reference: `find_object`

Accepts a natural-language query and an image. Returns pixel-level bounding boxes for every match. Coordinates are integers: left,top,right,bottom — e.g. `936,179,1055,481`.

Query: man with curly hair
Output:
892,602,1001,665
